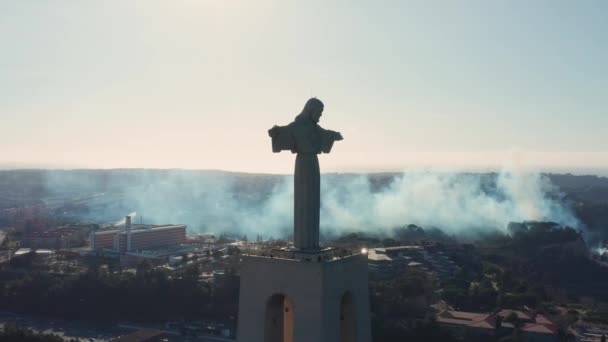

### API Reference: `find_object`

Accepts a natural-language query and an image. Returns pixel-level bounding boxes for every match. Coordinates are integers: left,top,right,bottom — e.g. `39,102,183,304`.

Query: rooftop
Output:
93,224,186,236
437,309,557,335
498,309,533,321
436,310,495,330
373,246,423,254
121,224,186,235
110,329,165,342
14,248,53,256
367,250,392,262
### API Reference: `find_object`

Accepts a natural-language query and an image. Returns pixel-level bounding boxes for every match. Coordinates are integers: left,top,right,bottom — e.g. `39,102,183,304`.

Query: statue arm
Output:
269,123,343,154
318,126,343,153
268,125,280,138
268,125,296,153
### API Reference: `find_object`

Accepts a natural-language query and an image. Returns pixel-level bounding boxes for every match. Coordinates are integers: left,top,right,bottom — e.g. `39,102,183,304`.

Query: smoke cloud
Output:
320,170,579,237
42,168,579,240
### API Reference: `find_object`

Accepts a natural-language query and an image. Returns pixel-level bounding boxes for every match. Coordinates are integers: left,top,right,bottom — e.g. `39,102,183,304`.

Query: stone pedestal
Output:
237,253,372,342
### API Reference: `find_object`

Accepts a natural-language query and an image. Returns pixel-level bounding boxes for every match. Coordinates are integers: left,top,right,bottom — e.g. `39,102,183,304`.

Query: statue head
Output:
299,98,324,124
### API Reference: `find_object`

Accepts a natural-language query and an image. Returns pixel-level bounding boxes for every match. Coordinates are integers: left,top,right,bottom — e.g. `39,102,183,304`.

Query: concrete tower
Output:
237,99,371,342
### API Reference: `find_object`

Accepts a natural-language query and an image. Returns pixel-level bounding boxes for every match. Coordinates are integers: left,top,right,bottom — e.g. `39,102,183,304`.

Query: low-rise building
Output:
436,309,558,342
91,217,186,253
367,245,459,280
21,226,88,249
110,329,170,342
12,248,53,258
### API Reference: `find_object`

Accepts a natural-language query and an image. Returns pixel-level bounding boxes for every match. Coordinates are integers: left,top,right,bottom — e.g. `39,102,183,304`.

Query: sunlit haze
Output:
1,1,607,174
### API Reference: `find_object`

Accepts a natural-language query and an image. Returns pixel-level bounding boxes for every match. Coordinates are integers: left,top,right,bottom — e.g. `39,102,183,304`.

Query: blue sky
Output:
1,1,607,173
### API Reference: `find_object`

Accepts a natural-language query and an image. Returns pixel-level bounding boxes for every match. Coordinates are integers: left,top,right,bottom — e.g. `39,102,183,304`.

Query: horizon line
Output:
1,166,607,177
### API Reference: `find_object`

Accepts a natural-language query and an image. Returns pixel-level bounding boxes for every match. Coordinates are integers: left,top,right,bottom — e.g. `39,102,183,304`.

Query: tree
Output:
1,322,64,342
382,238,399,247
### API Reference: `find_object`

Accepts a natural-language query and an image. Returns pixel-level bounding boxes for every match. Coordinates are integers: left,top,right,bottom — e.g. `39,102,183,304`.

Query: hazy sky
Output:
1,1,607,174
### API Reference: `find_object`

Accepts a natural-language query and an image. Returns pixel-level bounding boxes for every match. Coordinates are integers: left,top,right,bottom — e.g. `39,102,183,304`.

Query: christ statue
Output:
268,98,343,250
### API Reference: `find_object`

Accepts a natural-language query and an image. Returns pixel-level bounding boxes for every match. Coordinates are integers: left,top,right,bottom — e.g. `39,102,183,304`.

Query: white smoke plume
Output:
319,170,579,237
41,169,580,239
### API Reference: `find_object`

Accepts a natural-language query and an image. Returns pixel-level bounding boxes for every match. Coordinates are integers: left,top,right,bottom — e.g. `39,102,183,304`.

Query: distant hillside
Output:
547,173,608,205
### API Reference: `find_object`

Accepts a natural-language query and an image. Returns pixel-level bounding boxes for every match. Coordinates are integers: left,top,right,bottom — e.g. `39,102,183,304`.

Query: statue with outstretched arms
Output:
268,98,343,250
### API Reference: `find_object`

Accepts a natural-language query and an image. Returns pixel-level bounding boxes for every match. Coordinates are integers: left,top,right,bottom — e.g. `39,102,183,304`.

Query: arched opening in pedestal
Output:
340,291,357,342
265,293,294,342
